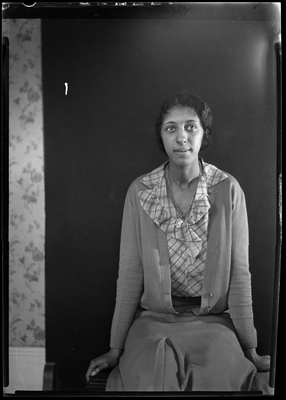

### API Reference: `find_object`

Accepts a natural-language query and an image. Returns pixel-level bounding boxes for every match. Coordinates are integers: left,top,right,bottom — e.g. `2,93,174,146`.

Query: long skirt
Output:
106,308,272,393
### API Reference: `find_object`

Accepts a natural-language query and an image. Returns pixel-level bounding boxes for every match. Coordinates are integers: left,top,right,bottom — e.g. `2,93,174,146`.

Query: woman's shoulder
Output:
125,173,151,199
222,171,242,188
203,161,241,189
204,161,245,201
128,175,147,190
127,163,166,194
212,168,246,206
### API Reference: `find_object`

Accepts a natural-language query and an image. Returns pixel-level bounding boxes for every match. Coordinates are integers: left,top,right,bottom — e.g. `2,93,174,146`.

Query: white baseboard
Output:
3,346,46,394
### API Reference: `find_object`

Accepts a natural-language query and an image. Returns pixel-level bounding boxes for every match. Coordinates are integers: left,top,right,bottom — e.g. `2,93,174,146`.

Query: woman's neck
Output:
168,159,201,190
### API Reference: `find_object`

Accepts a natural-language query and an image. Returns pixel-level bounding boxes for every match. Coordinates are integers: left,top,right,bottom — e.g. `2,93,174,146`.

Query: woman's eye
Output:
164,124,197,132
186,124,197,131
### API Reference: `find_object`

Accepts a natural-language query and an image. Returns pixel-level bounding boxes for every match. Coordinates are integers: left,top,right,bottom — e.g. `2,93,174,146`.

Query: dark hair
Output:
155,92,213,154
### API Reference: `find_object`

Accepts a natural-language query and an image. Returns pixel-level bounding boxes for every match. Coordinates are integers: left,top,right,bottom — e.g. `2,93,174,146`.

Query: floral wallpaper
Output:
3,19,45,346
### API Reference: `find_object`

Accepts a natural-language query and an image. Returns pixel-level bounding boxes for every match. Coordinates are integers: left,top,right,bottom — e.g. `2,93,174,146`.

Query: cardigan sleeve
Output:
110,185,144,349
228,183,258,349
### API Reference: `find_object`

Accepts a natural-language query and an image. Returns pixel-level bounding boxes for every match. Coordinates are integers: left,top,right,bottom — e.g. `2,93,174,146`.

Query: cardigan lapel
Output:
156,225,178,314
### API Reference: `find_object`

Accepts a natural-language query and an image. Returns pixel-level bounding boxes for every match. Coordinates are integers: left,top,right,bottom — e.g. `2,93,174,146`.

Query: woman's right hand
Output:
85,348,123,383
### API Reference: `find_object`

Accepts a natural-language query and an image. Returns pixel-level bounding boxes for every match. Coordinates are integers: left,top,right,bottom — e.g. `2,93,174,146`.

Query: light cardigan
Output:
110,162,257,351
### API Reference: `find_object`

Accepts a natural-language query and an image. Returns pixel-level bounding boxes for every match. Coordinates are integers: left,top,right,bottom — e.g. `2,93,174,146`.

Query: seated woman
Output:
86,92,272,393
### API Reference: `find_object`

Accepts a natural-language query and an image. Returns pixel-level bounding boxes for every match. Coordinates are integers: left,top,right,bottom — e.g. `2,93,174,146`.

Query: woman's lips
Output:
174,148,192,154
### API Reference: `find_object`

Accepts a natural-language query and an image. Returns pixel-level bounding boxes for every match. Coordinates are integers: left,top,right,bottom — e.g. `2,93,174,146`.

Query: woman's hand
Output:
244,348,270,372
85,348,123,382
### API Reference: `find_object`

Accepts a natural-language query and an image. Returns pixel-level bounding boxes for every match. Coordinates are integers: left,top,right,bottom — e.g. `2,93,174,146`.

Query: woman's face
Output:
160,106,204,167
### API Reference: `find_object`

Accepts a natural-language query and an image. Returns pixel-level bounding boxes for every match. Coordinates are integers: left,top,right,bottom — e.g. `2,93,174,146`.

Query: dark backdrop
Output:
41,4,279,390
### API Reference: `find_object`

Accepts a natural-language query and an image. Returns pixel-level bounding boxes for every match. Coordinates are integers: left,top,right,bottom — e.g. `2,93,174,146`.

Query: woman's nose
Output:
176,127,188,144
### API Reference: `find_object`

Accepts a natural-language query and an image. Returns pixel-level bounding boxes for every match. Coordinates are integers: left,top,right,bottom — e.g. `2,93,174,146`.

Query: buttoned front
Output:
138,160,228,298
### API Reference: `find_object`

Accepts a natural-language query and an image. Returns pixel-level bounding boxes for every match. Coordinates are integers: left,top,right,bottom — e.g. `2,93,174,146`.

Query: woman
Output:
86,93,271,393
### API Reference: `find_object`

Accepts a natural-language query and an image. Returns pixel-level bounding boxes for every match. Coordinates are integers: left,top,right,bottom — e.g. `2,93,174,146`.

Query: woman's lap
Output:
106,310,271,393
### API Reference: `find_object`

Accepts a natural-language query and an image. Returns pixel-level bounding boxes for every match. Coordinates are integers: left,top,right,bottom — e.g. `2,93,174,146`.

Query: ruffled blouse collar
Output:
140,159,228,191
138,159,228,254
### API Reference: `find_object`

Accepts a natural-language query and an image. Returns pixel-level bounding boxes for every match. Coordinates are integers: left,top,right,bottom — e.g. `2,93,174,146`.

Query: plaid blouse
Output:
138,159,228,297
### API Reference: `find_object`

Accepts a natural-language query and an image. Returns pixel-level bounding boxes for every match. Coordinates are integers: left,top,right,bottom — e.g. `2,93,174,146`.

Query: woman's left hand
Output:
244,348,270,372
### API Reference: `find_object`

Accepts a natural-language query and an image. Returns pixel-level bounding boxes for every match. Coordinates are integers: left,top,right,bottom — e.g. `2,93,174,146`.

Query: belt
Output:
172,296,201,307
